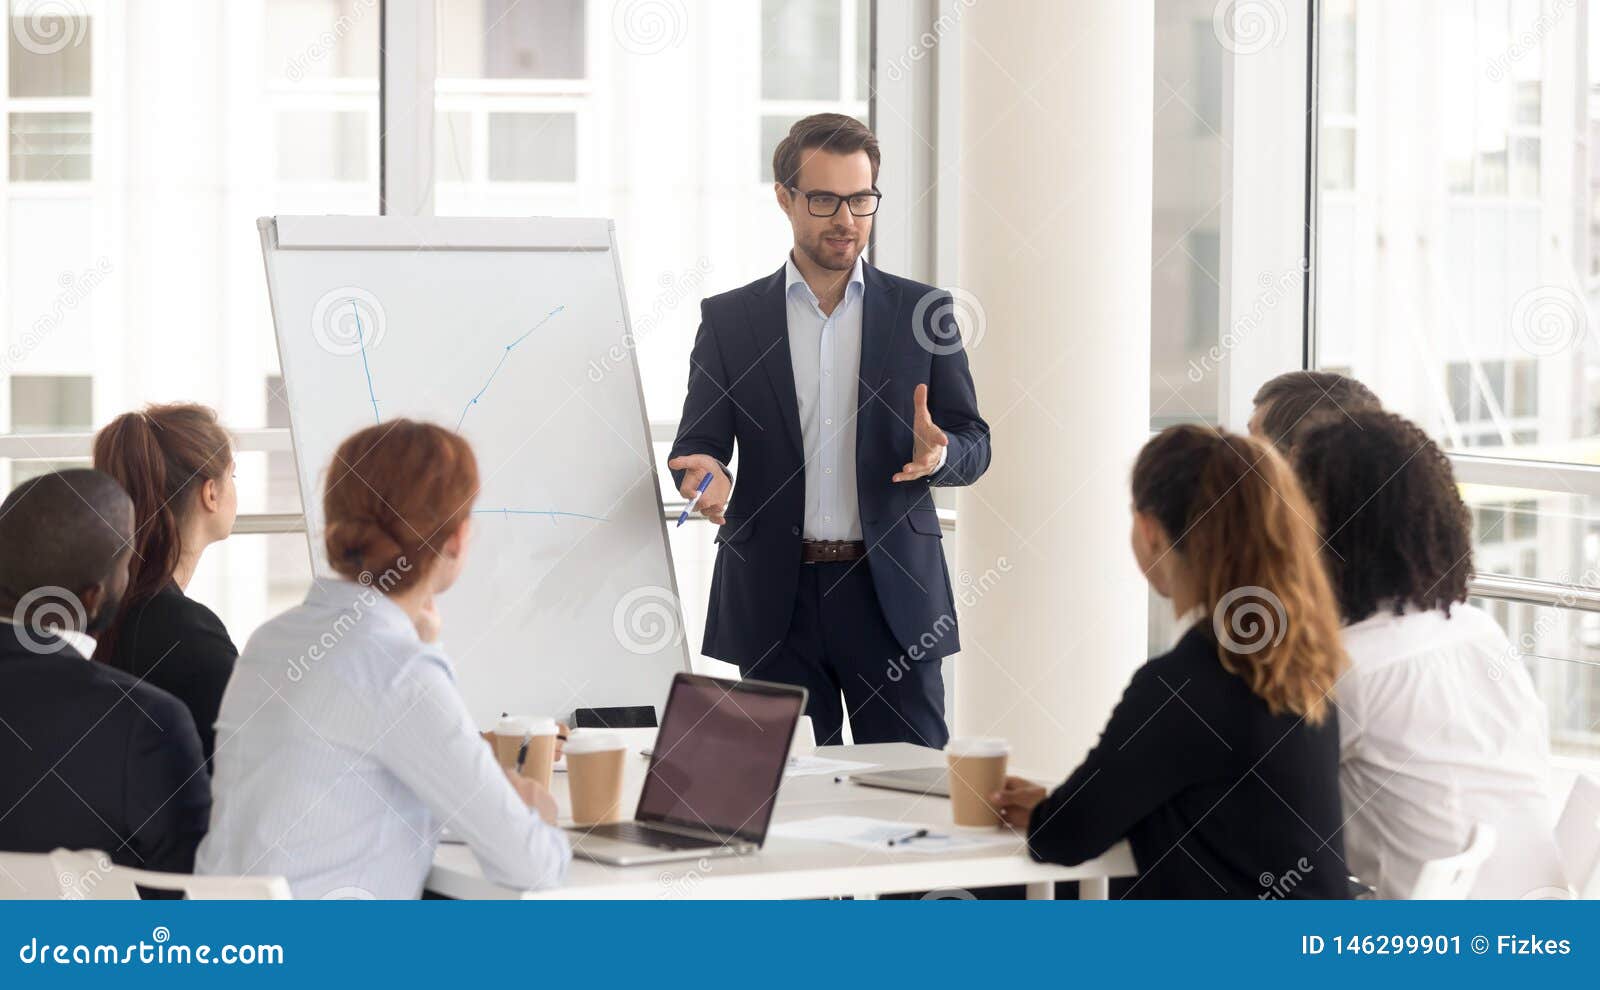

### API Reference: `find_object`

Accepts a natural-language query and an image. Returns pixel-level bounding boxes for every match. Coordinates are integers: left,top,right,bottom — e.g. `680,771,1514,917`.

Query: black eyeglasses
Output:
789,186,883,218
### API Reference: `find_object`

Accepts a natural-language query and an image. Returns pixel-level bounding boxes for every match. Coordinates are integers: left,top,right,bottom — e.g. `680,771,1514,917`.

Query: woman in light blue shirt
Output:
198,420,569,898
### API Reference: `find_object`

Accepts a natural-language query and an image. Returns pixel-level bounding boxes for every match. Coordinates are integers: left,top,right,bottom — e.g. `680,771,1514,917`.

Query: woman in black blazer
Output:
93,404,239,764
992,426,1352,898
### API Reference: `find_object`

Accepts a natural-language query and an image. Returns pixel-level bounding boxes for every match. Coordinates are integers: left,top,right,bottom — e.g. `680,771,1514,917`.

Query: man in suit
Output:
0,469,211,874
668,114,991,747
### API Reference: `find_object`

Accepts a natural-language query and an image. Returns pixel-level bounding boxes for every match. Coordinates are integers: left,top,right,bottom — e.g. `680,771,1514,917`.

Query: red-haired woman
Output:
992,426,1352,898
93,403,238,763
197,420,568,898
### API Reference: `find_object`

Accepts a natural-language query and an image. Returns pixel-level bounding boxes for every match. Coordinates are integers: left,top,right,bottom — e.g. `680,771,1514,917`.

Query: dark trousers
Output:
746,560,948,749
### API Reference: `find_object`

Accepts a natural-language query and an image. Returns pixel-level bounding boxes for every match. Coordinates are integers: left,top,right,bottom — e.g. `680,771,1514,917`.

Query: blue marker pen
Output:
676,472,714,527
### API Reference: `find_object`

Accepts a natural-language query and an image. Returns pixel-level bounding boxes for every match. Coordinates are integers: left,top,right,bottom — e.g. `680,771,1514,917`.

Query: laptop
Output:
849,766,950,797
567,673,807,866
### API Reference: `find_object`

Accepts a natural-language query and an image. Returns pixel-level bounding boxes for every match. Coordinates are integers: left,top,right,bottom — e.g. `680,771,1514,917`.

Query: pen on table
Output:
887,828,933,847
676,471,714,527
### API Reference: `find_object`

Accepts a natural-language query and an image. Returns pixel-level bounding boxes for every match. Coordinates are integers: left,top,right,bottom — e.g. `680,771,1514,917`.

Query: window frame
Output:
0,0,917,517
7,2,1588,629
1304,0,1600,771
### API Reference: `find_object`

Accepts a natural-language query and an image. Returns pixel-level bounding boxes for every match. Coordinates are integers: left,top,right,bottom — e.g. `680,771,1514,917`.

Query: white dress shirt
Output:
1336,604,1567,899
786,254,866,541
783,254,947,542
196,578,570,899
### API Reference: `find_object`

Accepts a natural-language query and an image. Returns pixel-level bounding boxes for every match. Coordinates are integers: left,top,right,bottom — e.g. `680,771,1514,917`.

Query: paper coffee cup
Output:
517,716,561,788
945,737,1009,828
491,715,528,770
565,731,627,826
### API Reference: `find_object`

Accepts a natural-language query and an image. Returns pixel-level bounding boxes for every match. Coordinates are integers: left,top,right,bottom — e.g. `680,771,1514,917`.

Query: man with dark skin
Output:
0,469,211,873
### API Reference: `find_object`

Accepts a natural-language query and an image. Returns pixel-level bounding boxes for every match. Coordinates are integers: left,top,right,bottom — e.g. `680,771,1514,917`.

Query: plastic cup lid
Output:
945,737,1009,758
563,730,624,755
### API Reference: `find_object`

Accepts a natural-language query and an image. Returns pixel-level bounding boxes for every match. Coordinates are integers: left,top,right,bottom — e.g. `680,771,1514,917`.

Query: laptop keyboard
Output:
581,821,725,850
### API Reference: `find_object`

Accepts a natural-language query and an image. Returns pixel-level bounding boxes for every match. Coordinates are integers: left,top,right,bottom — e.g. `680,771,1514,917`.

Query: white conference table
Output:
426,736,1135,900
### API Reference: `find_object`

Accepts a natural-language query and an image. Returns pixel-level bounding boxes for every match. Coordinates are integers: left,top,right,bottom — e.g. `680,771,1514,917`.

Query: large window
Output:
1,0,378,643
432,0,877,680
758,0,871,176
0,0,880,663
435,0,872,420
1314,0,1600,757
1152,0,1226,427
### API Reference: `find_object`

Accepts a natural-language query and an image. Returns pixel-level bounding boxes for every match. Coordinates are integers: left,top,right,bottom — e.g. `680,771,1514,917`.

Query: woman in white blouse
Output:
198,420,569,898
1290,409,1566,899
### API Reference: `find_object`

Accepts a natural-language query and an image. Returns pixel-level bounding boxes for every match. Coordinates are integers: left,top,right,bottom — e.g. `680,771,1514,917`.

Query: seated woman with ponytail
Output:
93,403,239,763
991,426,1351,898
197,420,569,898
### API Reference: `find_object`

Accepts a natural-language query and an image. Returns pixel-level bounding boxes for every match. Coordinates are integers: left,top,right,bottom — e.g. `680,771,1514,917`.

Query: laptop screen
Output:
636,675,805,843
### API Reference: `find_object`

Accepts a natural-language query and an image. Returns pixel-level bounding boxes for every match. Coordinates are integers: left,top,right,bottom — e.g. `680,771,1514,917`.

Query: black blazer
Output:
670,262,991,666
1027,624,1351,899
0,623,211,873
105,582,237,764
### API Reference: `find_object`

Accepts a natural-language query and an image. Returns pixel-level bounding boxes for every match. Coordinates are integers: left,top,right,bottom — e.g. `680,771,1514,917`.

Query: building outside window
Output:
1314,0,1600,758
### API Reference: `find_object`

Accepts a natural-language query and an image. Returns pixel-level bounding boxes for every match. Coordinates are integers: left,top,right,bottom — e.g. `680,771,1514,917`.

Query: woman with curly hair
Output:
991,425,1351,898
1292,409,1565,898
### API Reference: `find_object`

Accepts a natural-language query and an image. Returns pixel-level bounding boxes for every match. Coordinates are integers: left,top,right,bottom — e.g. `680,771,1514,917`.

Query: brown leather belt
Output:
801,539,868,563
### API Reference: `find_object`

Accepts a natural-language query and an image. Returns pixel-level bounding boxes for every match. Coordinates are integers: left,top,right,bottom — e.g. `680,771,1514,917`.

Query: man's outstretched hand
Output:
666,454,733,525
892,384,949,483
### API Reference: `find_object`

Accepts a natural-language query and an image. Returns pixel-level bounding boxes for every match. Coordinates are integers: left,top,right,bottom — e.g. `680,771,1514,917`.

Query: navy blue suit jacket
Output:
0,623,212,873
670,262,991,667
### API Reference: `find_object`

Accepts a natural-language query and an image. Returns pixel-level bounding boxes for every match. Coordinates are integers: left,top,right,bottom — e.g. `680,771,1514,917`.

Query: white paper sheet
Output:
769,816,1020,854
783,756,879,778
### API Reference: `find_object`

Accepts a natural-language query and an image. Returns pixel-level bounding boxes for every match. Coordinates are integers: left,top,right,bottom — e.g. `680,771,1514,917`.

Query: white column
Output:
1218,3,1311,427
871,0,941,283
953,0,1153,778
380,0,435,217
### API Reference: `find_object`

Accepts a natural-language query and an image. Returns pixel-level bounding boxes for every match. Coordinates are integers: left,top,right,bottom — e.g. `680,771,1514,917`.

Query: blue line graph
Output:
456,305,565,431
353,301,380,424
336,300,601,525
472,508,608,523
